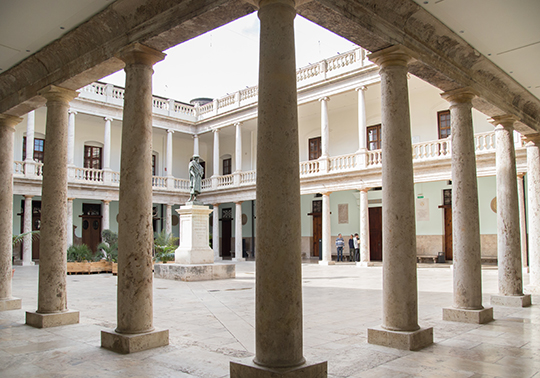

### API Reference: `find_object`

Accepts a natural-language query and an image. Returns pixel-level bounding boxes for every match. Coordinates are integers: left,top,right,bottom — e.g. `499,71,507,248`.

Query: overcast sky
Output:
102,13,358,104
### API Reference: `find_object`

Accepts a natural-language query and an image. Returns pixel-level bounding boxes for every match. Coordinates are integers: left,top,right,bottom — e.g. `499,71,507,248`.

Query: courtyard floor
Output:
1,262,539,377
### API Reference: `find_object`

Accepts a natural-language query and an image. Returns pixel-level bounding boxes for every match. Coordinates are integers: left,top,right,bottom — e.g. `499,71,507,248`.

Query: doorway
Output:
369,207,382,261
80,203,102,253
308,199,322,258
441,188,453,260
221,207,232,259
20,200,42,260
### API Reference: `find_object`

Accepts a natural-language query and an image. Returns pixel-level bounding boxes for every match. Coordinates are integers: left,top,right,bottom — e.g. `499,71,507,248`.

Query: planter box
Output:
112,262,118,275
67,261,113,274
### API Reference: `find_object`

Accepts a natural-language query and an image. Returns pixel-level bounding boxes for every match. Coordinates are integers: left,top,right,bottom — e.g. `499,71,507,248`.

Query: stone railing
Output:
152,176,167,189
300,160,320,176
201,178,212,190
217,174,234,188
240,170,256,185
78,47,369,123
73,167,104,182
475,131,496,152
329,153,356,172
367,150,383,166
412,138,451,161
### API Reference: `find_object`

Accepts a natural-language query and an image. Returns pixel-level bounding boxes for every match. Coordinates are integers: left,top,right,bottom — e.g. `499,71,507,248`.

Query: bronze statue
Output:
188,155,203,203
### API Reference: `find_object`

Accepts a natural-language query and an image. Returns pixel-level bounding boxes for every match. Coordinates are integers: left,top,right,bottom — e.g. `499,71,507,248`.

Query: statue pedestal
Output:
154,203,235,282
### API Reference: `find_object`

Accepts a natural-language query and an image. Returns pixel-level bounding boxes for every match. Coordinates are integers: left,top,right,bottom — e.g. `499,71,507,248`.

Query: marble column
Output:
366,46,433,350
103,117,112,170
490,116,531,307
25,111,35,163
67,198,74,247
357,188,371,267
213,204,221,261
233,202,245,261
165,204,172,236
318,97,330,173
166,129,174,177
356,86,368,168
25,86,79,327
102,200,110,232
319,192,334,265
67,109,76,166
441,88,492,324
100,43,169,353
234,123,242,185
0,114,23,311
525,134,540,294
212,129,220,189
230,0,327,376
517,173,528,269
22,195,34,266
193,134,199,156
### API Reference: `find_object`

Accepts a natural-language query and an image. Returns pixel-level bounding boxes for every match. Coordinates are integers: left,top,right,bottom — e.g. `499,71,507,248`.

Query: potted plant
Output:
153,230,178,263
66,244,97,274
97,229,118,274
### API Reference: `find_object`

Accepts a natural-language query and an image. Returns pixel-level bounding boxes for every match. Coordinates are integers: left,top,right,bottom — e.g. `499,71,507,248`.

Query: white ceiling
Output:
0,0,538,102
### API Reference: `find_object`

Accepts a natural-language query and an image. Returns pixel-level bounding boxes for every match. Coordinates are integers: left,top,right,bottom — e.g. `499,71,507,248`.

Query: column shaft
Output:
213,129,220,176
235,123,242,172
67,110,76,166
67,198,74,247
102,200,110,232
193,134,199,156
320,97,329,157
235,202,243,260
213,204,220,261
359,189,370,264
494,119,523,296
22,195,34,266
166,129,173,176
255,0,304,368
526,135,540,291
104,118,112,170
0,115,22,306
357,87,367,151
321,193,332,264
25,111,35,162
517,174,528,268
165,204,172,236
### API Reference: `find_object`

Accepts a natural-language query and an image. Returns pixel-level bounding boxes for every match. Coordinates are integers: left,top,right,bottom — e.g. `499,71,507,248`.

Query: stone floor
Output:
1,262,539,377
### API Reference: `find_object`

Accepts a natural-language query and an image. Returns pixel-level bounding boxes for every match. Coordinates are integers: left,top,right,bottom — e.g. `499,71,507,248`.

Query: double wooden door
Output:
369,207,382,261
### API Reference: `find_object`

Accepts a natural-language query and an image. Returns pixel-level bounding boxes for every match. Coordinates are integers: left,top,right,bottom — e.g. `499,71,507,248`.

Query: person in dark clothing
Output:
348,234,355,262
354,233,360,262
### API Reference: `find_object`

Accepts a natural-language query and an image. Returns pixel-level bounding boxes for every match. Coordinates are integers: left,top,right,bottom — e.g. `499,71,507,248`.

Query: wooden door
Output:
369,207,382,261
81,215,102,253
222,219,232,258
312,214,322,257
444,207,453,260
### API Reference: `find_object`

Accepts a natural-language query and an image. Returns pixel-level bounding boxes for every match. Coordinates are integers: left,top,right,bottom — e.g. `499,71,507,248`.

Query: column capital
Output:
116,42,165,66
102,200,111,204
368,45,416,68
321,192,332,196
318,96,330,102
167,129,174,134
355,86,368,93
67,197,75,202
0,114,23,130
517,172,526,179
213,128,220,134
24,194,35,199
234,122,243,127
489,114,519,129
440,87,477,104
68,108,78,115
39,85,78,104
104,116,113,122
523,133,540,146
256,0,297,10
235,201,244,205
358,187,370,193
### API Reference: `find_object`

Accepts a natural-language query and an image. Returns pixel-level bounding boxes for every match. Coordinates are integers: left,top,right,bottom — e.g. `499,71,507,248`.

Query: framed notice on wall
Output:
338,204,348,224
416,198,429,221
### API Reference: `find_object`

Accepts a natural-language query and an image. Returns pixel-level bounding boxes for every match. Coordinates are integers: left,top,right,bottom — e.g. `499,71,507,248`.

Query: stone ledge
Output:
356,261,375,267
154,263,235,282
101,328,169,354
367,326,433,351
0,297,22,311
318,261,335,266
443,306,493,324
26,310,79,328
491,294,532,307
230,358,327,378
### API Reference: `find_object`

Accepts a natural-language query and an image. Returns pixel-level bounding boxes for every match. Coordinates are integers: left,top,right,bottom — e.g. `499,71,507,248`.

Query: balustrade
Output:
412,138,451,161
217,174,234,188
367,150,383,166
475,131,496,153
13,161,24,175
152,176,167,188
240,170,256,185
201,178,212,190
329,154,356,172
73,167,104,182
300,160,320,176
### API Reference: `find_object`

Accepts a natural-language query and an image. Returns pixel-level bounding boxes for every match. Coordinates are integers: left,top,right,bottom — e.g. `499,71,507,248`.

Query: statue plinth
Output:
154,203,235,281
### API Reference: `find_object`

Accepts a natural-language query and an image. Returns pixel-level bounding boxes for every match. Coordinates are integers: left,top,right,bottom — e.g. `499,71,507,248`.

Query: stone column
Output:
357,188,371,267
366,46,433,350
440,88,493,324
103,117,112,170
100,43,169,353
233,202,245,261
490,116,531,307
525,134,540,294
318,97,330,173
102,200,110,232
0,114,23,311
319,192,334,265
165,204,172,236
356,86,368,168
67,198,74,247
213,204,221,261
230,0,326,375
212,129,220,189
22,195,34,266
517,173,528,269
193,134,199,156
25,86,79,327
67,109,76,166
234,123,242,185
166,129,174,177
25,111,35,162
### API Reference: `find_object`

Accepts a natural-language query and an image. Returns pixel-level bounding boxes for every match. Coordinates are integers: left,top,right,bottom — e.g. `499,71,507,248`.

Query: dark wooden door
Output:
444,207,453,260
222,219,232,258
32,201,41,260
312,214,321,257
369,207,382,261
81,215,102,253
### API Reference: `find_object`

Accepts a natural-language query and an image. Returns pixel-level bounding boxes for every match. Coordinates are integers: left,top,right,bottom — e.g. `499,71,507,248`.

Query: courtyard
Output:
1,262,539,377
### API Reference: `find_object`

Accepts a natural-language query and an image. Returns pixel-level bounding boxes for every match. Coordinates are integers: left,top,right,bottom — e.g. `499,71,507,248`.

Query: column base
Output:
214,256,223,262
26,310,79,328
0,297,22,311
318,261,335,266
443,307,493,324
367,326,433,351
232,257,246,262
21,261,35,266
491,294,532,307
356,261,375,267
230,359,327,378
525,285,540,295
101,328,169,354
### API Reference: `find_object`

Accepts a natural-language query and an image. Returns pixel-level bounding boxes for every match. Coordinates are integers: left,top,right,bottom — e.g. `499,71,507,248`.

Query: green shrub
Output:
67,244,94,262
153,230,178,263
97,229,118,262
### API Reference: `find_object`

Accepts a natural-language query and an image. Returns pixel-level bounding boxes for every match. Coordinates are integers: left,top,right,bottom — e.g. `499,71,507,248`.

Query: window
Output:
438,110,451,139
367,124,381,151
309,137,322,160
223,158,232,175
152,154,157,176
84,146,102,169
22,137,45,162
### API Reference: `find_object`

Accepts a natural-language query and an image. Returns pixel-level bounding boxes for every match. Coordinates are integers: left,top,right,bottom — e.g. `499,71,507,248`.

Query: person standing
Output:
354,233,360,262
348,234,355,262
335,233,345,262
